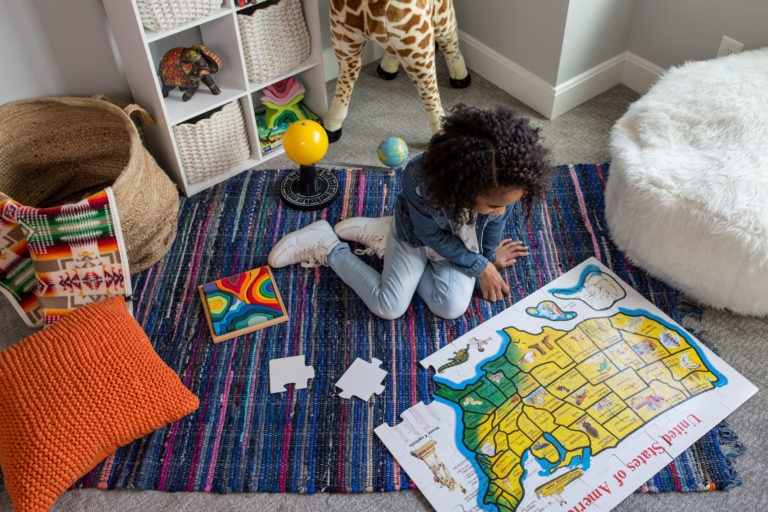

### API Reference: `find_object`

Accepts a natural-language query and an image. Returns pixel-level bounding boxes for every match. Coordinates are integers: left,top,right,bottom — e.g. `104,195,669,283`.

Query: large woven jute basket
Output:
0,95,179,274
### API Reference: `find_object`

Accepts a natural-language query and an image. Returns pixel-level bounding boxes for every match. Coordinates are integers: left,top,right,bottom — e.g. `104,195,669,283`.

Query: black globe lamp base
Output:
279,165,340,211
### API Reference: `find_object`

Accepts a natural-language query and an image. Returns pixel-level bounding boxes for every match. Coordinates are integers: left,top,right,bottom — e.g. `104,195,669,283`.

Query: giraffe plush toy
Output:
325,0,470,142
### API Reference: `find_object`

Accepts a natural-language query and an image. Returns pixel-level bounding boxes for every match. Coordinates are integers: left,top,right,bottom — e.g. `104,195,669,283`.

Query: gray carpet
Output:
0,58,764,511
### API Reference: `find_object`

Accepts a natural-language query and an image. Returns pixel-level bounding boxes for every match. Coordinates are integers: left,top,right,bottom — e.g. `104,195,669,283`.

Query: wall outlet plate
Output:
717,36,744,57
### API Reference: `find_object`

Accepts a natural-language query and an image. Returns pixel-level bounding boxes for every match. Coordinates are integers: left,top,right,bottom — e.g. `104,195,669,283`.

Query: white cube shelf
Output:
103,0,328,196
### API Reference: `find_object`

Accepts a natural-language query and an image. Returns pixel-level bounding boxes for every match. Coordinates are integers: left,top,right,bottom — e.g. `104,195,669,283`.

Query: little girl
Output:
269,105,551,320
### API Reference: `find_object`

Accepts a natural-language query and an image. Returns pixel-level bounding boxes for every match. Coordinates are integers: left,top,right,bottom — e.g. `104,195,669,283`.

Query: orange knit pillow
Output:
0,296,199,512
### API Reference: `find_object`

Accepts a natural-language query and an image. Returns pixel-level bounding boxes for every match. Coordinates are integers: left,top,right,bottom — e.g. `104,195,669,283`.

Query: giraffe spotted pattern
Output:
325,0,470,141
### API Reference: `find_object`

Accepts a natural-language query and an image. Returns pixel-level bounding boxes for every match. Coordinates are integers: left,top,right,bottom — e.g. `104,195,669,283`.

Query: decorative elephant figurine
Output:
159,45,222,101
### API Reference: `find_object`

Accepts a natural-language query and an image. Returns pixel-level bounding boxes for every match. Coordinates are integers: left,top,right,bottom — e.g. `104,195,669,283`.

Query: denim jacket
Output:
393,153,514,278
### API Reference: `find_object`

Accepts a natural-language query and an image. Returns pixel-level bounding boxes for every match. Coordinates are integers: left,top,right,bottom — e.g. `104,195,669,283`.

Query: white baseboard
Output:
551,53,626,118
457,30,667,119
323,43,386,83
322,36,666,119
458,31,557,118
622,52,665,94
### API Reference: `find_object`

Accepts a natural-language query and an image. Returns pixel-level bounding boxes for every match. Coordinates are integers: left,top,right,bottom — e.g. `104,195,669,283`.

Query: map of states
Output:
376,259,757,512
433,310,725,512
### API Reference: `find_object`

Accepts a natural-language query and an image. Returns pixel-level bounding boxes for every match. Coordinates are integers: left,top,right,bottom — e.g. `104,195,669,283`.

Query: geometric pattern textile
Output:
0,209,40,326
0,187,131,326
75,166,743,496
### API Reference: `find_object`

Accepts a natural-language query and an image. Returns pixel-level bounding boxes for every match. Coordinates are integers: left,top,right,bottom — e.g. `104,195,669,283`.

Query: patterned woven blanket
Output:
75,165,743,495
0,188,130,326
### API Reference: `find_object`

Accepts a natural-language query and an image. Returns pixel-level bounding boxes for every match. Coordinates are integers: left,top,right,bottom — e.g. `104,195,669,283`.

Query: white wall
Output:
452,0,640,117
3,0,768,116
628,0,768,69
1,0,130,105
318,0,332,49
453,0,569,84
319,0,569,84
557,0,637,83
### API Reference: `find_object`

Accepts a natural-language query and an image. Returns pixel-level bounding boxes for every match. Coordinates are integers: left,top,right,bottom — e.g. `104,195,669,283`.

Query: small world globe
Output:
377,137,409,167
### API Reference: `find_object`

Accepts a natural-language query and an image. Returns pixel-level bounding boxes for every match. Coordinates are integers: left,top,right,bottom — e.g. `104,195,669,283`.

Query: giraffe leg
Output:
397,42,444,135
377,52,400,80
433,0,470,88
324,30,366,143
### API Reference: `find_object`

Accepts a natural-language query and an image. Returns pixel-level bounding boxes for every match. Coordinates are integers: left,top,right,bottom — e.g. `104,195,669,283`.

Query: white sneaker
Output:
268,220,341,268
334,216,392,258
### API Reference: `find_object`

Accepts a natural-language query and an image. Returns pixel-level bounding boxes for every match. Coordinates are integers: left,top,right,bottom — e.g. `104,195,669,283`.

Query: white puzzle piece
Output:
377,257,758,512
375,401,481,509
336,357,387,400
269,355,315,393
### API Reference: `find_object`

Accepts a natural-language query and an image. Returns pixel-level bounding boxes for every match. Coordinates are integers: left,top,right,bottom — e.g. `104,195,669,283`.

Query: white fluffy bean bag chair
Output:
606,47,768,316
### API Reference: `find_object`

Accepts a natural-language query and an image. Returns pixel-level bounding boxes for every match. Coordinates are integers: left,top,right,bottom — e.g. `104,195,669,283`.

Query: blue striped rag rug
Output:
76,164,744,495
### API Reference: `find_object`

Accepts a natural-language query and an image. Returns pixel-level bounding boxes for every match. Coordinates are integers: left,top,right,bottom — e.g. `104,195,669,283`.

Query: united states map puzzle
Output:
375,258,756,512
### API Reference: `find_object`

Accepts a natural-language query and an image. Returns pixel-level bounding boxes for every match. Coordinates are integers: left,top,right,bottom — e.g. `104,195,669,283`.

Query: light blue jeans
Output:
328,221,476,320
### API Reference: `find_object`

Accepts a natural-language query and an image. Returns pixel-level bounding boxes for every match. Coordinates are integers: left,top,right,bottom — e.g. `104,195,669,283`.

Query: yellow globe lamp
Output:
279,120,339,210
283,120,328,166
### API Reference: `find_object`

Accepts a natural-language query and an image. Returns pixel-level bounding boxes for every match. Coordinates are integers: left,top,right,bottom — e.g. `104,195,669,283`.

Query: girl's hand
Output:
478,262,510,302
493,239,529,269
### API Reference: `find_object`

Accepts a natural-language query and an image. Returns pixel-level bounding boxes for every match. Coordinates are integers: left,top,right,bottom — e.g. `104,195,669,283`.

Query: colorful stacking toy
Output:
256,77,317,151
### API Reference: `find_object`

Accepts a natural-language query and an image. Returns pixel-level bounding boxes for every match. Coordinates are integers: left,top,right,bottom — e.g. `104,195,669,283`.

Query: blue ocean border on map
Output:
533,433,592,477
547,263,605,297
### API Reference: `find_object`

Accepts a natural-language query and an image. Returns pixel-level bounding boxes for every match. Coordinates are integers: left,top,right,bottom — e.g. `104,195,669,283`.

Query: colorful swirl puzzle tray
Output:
199,266,288,343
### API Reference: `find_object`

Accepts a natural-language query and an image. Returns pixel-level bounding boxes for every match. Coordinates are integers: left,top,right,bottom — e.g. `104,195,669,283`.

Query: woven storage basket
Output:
0,95,179,274
136,0,222,32
173,101,251,185
237,0,311,84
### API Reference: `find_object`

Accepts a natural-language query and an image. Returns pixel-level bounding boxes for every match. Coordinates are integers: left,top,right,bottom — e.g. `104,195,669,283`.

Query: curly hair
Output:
420,104,552,224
